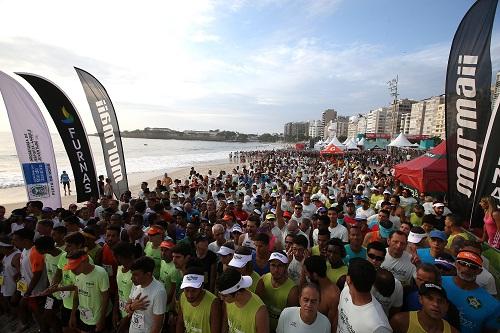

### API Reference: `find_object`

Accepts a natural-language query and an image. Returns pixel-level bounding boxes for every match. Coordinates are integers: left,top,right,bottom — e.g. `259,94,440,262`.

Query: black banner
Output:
75,67,129,199
17,73,99,202
445,0,498,226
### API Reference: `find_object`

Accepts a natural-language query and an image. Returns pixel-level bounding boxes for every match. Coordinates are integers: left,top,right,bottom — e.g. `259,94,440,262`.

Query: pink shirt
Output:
484,213,499,248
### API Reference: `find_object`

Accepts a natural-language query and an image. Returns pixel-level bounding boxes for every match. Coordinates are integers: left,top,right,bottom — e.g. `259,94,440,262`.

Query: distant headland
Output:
90,127,282,143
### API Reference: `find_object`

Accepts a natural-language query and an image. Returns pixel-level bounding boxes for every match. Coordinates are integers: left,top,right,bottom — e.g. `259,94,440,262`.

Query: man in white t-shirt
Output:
126,257,167,333
327,208,348,243
277,283,330,333
337,259,392,333
381,231,416,287
356,197,376,219
301,192,316,219
371,268,403,317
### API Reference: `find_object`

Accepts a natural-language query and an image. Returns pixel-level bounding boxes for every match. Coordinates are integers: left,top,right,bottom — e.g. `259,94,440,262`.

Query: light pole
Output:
387,75,399,136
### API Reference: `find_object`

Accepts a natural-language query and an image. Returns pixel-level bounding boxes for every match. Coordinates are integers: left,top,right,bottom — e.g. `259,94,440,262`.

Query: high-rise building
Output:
400,113,411,135
308,120,322,138
284,122,309,140
357,116,367,135
409,95,444,136
433,103,446,139
347,117,359,138
322,109,337,139
385,99,416,136
365,108,389,134
335,116,349,138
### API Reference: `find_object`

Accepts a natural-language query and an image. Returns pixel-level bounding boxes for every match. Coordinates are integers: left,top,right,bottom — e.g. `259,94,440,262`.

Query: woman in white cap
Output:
216,268,269,333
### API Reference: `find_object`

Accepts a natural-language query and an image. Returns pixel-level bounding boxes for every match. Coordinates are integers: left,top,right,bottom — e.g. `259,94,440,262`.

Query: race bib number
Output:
79,307,94,322
103,265,113,276
0,275,4,286
17,279,28,293
131,312,145,329
44,297,54,310
119,299,127,312
60,291,70,299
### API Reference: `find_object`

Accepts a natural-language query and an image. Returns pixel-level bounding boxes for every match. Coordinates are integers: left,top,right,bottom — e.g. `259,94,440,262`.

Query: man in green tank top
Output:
255,251,299,331
176,266,221,333
144,225,164,279
217,268,269,333
113,242,139,329
390,283,458,333
228,246,260,293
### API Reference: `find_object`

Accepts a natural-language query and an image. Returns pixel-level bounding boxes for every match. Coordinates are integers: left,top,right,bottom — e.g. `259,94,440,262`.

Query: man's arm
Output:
327,292,339,333
255,305,270,333
175,306,184,333
96,290,109,331
389,312,408,333
209,263,217,292
221,302,228,333
151,314,165,333
210,298,222,333
286,285,299,307
254,278,265,300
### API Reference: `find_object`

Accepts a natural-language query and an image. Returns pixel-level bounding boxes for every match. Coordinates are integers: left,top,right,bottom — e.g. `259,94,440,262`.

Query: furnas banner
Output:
0,71,61,208
75,67,129,199
445,0,498,226
18,73,99,203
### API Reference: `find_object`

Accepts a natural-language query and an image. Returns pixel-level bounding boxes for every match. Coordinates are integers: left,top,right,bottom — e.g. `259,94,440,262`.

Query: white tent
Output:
329,136,346,149
357,137,366,146
387,132,413,147
342,137,352,145
345,139,360,150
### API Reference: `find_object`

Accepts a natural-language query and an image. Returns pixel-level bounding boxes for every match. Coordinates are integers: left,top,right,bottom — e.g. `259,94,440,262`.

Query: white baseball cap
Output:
217,245,235,256
219,275,253,295
269,252,288,264
180,274,204,290
228,253,252,268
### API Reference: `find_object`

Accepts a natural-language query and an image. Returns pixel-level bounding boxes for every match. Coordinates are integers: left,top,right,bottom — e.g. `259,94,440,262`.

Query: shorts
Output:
25,295,46,312
78,314,112,333
61,306,72,327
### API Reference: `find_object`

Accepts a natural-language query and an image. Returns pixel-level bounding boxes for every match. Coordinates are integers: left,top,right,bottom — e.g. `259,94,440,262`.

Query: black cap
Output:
418,283,447,299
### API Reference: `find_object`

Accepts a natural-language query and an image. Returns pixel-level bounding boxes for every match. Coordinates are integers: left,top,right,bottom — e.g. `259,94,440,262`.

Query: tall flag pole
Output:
0,71,62,208
445,0,498,226
75,67,129,199
18,73,99,202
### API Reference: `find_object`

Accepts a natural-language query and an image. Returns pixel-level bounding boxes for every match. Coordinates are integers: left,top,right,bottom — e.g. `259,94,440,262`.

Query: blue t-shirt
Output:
442,276,500,333
252,252,270,276
416,248,435,265
344,244,366,264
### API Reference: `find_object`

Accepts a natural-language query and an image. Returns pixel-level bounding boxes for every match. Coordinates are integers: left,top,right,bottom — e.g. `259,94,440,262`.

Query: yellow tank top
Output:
260,273,295,331
249,271,260,293
180,290,216,333
226,291,264,333
407,311,451,333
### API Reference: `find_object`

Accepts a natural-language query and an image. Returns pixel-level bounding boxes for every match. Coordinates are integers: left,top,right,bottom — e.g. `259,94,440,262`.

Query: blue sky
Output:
0,0,498,134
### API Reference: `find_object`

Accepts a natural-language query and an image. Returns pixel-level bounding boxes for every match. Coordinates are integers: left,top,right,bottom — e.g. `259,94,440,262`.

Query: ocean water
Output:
0,132,282,189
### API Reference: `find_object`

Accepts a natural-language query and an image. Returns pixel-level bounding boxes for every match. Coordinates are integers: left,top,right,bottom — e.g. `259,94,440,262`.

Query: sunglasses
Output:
367,253,384,262
456,259,481,270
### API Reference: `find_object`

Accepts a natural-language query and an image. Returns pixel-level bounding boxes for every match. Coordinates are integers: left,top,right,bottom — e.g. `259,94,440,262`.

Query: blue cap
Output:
355,195,363,200
429,230,448,241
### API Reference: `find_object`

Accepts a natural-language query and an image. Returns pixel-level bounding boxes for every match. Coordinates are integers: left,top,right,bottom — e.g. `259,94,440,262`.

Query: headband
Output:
457,251,482,266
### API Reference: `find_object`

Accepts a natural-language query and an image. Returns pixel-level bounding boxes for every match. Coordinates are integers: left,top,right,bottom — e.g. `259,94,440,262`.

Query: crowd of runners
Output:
0,149,499,333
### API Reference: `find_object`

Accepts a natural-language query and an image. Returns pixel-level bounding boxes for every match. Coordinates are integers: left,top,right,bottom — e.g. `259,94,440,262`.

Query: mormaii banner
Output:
18,73,99,203
75,67,128,199
0,71,61,208
445,0,498,226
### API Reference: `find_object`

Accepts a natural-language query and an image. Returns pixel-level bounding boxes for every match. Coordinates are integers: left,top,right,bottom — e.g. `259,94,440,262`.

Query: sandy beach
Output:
1,159,242,214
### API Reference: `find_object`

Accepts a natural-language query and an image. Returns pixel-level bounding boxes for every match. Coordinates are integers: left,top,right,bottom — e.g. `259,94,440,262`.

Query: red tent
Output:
394,141,447,193
320,144,344,156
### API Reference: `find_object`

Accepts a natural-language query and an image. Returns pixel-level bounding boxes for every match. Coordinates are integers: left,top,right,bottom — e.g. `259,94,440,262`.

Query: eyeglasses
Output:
367,253,384,262
456,259,481,270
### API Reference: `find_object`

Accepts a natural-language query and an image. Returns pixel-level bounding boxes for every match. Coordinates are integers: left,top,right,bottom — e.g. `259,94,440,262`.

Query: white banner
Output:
0,71,61,208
